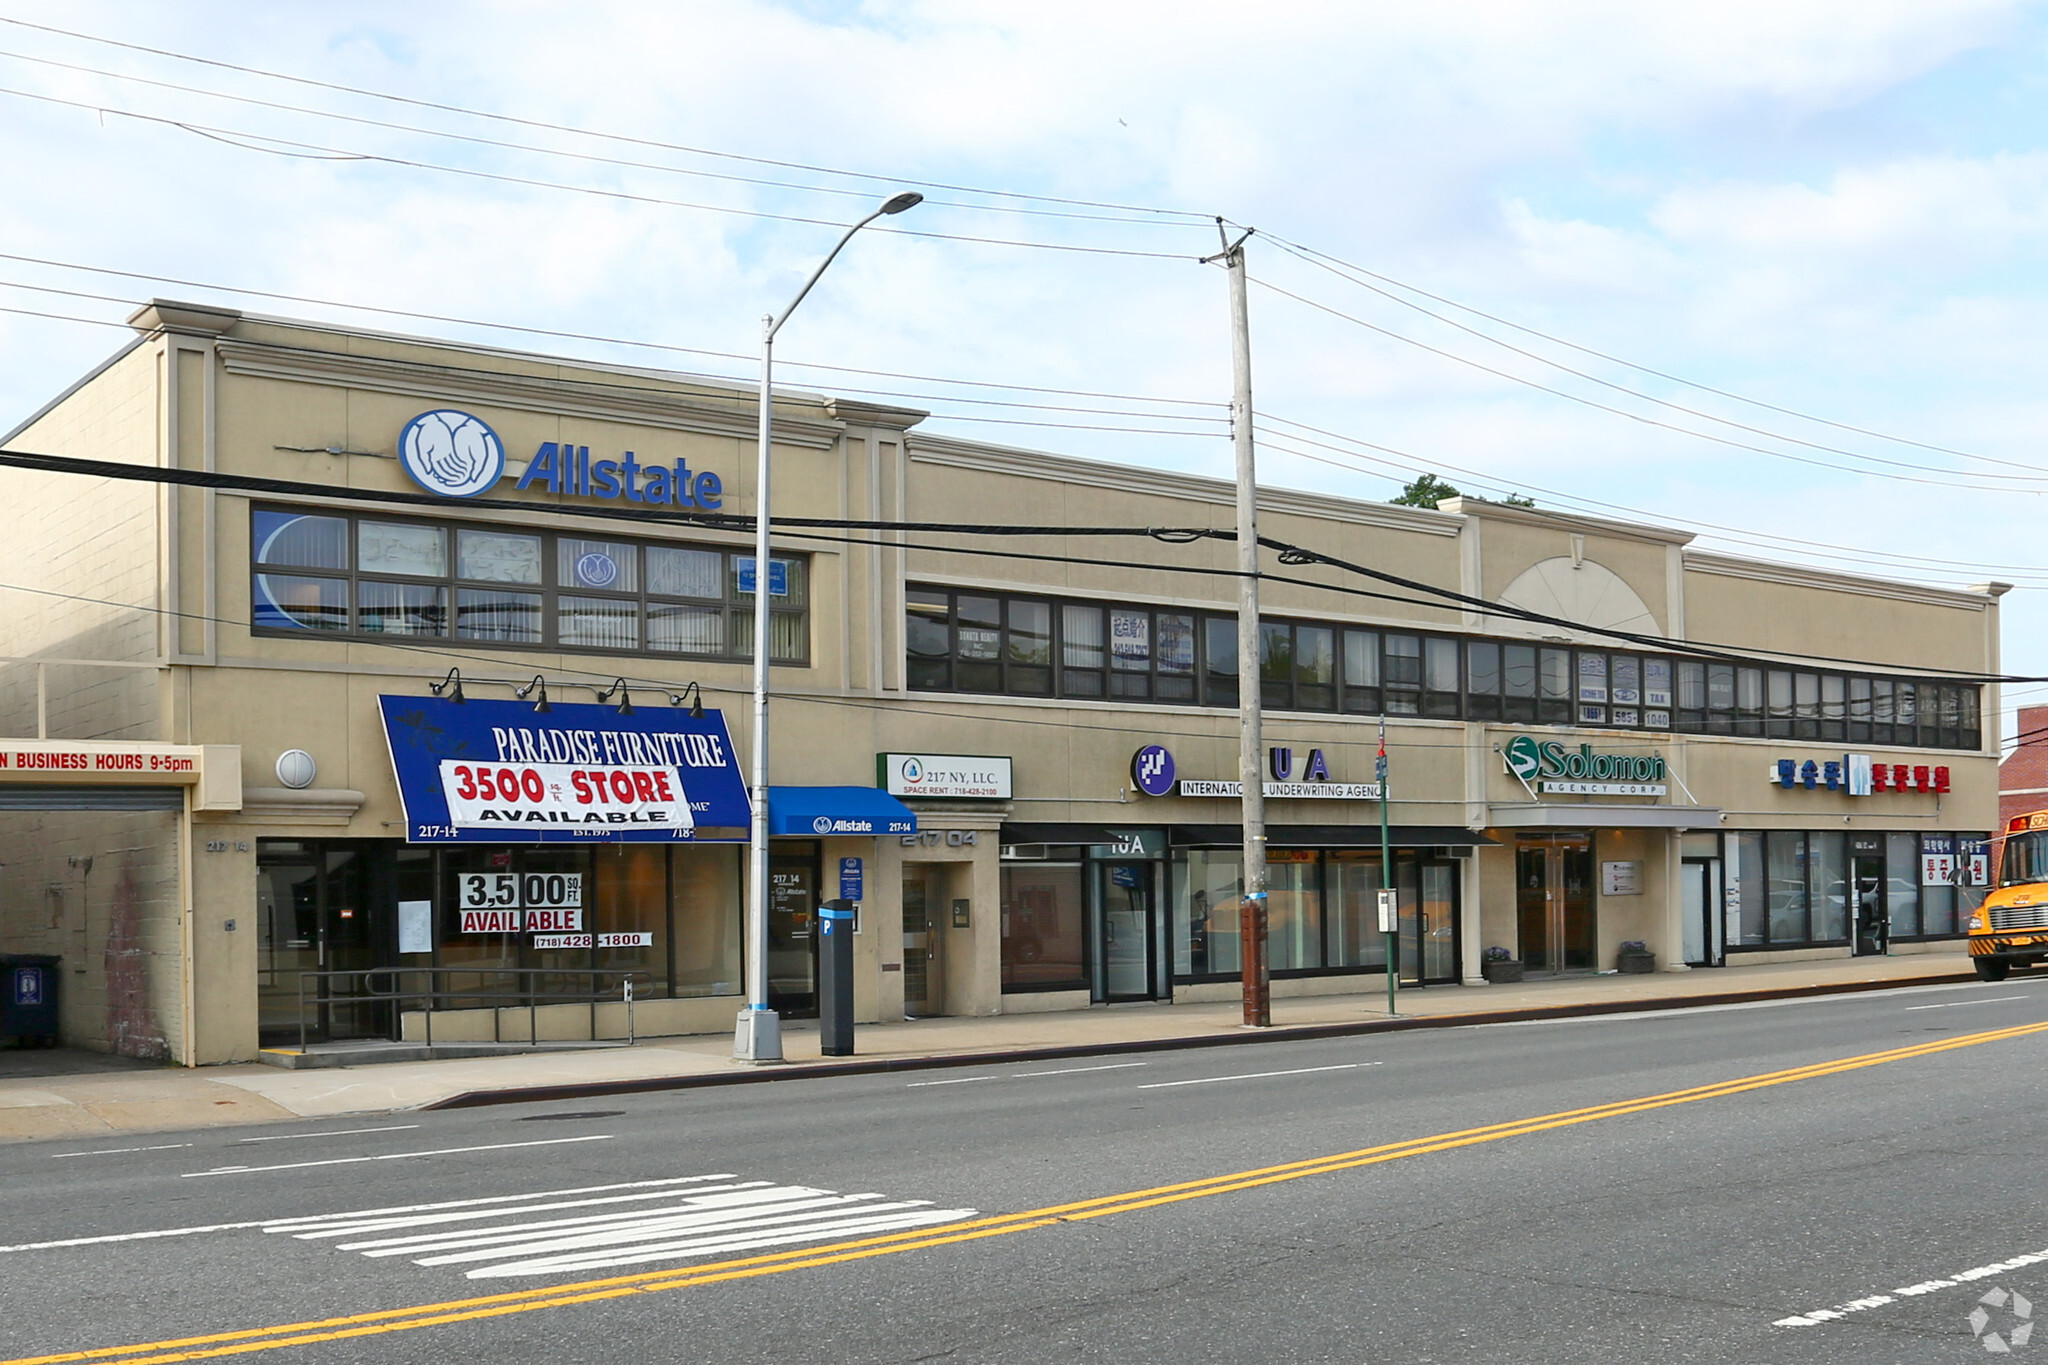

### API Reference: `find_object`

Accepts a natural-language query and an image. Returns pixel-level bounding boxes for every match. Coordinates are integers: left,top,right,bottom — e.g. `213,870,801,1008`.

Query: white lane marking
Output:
909,1061,1152,1088
0,1175,734,1254
1905,996,2026,1011
0,1220,268,1253
48,1143,193,1159
287,1180,751,1241
267,1176,977,1280
1485,980,2048,1029
1014,1062,1149,1078
1137,1061,1379,1090
1775,1246,2048,1327
183,1135,610,1178
235,1124,422,1143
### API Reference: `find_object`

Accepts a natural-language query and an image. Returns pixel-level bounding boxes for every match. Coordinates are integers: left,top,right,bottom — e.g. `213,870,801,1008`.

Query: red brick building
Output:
1997,704,2048,866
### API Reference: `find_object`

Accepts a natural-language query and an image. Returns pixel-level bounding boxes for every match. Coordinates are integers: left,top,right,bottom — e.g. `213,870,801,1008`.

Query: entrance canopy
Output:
769,786,916,837
1487,803,1721,830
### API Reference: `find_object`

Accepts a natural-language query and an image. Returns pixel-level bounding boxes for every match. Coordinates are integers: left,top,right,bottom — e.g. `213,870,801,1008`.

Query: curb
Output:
420,969,1979,1111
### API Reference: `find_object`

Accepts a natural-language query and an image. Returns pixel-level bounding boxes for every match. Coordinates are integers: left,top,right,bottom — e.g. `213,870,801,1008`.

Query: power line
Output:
1261,231,2039,475
2,291,2030,591
1249,274,2048,492
0,252,1221,409
0,84,1200,263
0,442,2026,682
0,45,1194,229
0,14,1213,222
1253,414,2048,585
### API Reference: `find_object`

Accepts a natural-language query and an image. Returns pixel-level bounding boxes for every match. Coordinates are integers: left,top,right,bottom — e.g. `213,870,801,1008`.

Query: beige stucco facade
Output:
0,299,2004,1065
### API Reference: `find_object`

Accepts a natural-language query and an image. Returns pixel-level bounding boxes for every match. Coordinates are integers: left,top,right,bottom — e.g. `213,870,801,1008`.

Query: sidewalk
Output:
0,953,1979,1143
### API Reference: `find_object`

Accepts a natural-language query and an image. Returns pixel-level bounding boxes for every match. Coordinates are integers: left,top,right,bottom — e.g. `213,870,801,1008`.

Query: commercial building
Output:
0,300,2003,1063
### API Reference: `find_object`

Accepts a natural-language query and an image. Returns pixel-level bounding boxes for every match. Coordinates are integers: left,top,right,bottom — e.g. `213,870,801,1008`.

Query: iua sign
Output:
1503,735,1668,798
398,409,725,509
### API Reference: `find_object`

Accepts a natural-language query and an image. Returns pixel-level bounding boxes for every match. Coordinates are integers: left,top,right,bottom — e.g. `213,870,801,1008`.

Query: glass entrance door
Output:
1681,859,1726,967
901,864,943,1017
767,853,818,1018
1516,837,1594,974
1097,862,1158,1002
256,843,383,1043
1851,852,1889,957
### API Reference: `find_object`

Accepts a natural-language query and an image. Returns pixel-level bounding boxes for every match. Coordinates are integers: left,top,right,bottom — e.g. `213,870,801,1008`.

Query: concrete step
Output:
257,1039,630,1069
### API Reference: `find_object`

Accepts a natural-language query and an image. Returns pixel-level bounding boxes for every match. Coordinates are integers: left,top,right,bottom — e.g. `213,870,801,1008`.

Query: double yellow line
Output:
17,1017,2048,1365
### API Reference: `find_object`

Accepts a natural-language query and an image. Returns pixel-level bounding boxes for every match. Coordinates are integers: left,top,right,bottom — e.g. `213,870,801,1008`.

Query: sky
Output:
1,1,2045,736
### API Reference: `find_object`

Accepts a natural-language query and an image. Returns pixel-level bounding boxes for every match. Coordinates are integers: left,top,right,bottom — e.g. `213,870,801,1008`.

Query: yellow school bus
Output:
1972,812,2048,980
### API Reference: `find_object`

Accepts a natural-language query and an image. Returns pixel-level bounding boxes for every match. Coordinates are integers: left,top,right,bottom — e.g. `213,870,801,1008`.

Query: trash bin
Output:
0,955,59,1047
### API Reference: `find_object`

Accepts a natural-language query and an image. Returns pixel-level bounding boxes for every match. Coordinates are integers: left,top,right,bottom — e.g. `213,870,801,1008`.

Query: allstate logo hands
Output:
399,410,506,499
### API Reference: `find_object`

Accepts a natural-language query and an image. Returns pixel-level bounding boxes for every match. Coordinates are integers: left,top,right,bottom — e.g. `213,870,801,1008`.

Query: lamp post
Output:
736,189,923,1063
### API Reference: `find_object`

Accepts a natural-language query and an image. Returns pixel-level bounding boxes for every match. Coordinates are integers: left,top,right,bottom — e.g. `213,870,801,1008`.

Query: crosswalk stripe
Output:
262,1175,977,1281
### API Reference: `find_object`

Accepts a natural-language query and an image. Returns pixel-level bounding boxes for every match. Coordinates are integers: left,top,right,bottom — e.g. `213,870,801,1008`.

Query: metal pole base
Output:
733,1007,785,1063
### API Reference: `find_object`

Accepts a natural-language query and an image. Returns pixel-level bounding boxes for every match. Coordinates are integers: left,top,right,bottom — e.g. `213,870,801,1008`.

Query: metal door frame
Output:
1092,860,1160,1003
1850,849,1889,957
1681,856,1725,967
1517,833,1594,975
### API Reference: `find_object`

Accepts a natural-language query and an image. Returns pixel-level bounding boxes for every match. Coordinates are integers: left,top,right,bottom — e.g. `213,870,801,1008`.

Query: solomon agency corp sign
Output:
1504,735,1667,798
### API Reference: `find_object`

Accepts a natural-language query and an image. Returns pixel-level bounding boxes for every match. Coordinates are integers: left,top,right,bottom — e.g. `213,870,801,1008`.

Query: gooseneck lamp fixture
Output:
515,675,551,713
738,188,923,1064
596,677,634,716
667,682,706,718
429,667,465,703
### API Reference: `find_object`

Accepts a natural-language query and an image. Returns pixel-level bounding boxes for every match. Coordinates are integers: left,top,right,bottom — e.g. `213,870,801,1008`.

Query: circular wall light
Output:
275,749,318,790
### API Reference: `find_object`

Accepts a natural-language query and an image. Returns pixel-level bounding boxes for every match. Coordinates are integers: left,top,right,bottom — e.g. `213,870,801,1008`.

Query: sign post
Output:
1380,715,1395,1017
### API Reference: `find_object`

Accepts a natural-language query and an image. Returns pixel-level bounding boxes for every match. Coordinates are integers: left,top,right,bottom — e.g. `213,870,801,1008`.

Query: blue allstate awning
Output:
768,786,917,837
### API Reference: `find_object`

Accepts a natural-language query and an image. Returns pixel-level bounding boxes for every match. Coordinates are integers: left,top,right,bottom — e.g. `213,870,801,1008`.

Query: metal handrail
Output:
293,967,649,1052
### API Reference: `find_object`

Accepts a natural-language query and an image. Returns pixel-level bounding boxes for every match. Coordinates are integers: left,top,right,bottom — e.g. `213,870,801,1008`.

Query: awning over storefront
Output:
769,786,916,837
1168,825,1498,849
379,695,750,843
1486,804,1721,830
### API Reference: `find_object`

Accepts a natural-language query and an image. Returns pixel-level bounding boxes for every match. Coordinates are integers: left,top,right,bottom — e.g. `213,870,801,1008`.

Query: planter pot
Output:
1617,953,1656,974
1481,960,1524,984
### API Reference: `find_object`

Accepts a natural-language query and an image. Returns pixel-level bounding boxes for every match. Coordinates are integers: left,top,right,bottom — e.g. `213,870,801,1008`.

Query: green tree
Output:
1390,473,1460,508
1502,493,1536,508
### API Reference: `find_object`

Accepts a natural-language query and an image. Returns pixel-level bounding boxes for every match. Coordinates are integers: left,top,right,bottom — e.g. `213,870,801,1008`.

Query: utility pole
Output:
1379,714,1396,1017
1208,219,1268,1029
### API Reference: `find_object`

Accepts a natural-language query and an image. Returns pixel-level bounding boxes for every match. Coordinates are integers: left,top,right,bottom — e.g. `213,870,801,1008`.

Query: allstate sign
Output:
396,409,725,508
398,410,506,499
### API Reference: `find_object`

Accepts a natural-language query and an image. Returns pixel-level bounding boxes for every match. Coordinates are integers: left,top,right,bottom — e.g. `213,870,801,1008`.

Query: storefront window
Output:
1327,852,1389,968
672,845,743,997
1767,831,1808,942
1001,862,1087,991
1174,849,1242,976
1730,831,1766,945
1266,851,1323,970
1809,831,1848,941
1887,832,1921,938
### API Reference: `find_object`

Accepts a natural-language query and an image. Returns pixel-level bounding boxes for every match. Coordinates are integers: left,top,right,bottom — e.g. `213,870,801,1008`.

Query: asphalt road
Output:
7,978,2048,1364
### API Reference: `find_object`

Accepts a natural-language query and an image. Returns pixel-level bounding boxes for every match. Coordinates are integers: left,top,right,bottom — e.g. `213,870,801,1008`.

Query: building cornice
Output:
907,436,1462,535
1684,551,1994,610
1437,496,1696,547
214,340,847,449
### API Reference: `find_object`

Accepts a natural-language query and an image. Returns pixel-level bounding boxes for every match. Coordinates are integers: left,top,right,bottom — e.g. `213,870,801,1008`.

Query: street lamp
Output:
736,189,923,1063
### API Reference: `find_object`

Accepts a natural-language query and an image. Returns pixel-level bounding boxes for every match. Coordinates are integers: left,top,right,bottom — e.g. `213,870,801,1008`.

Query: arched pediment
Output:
1497,556,1660,637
